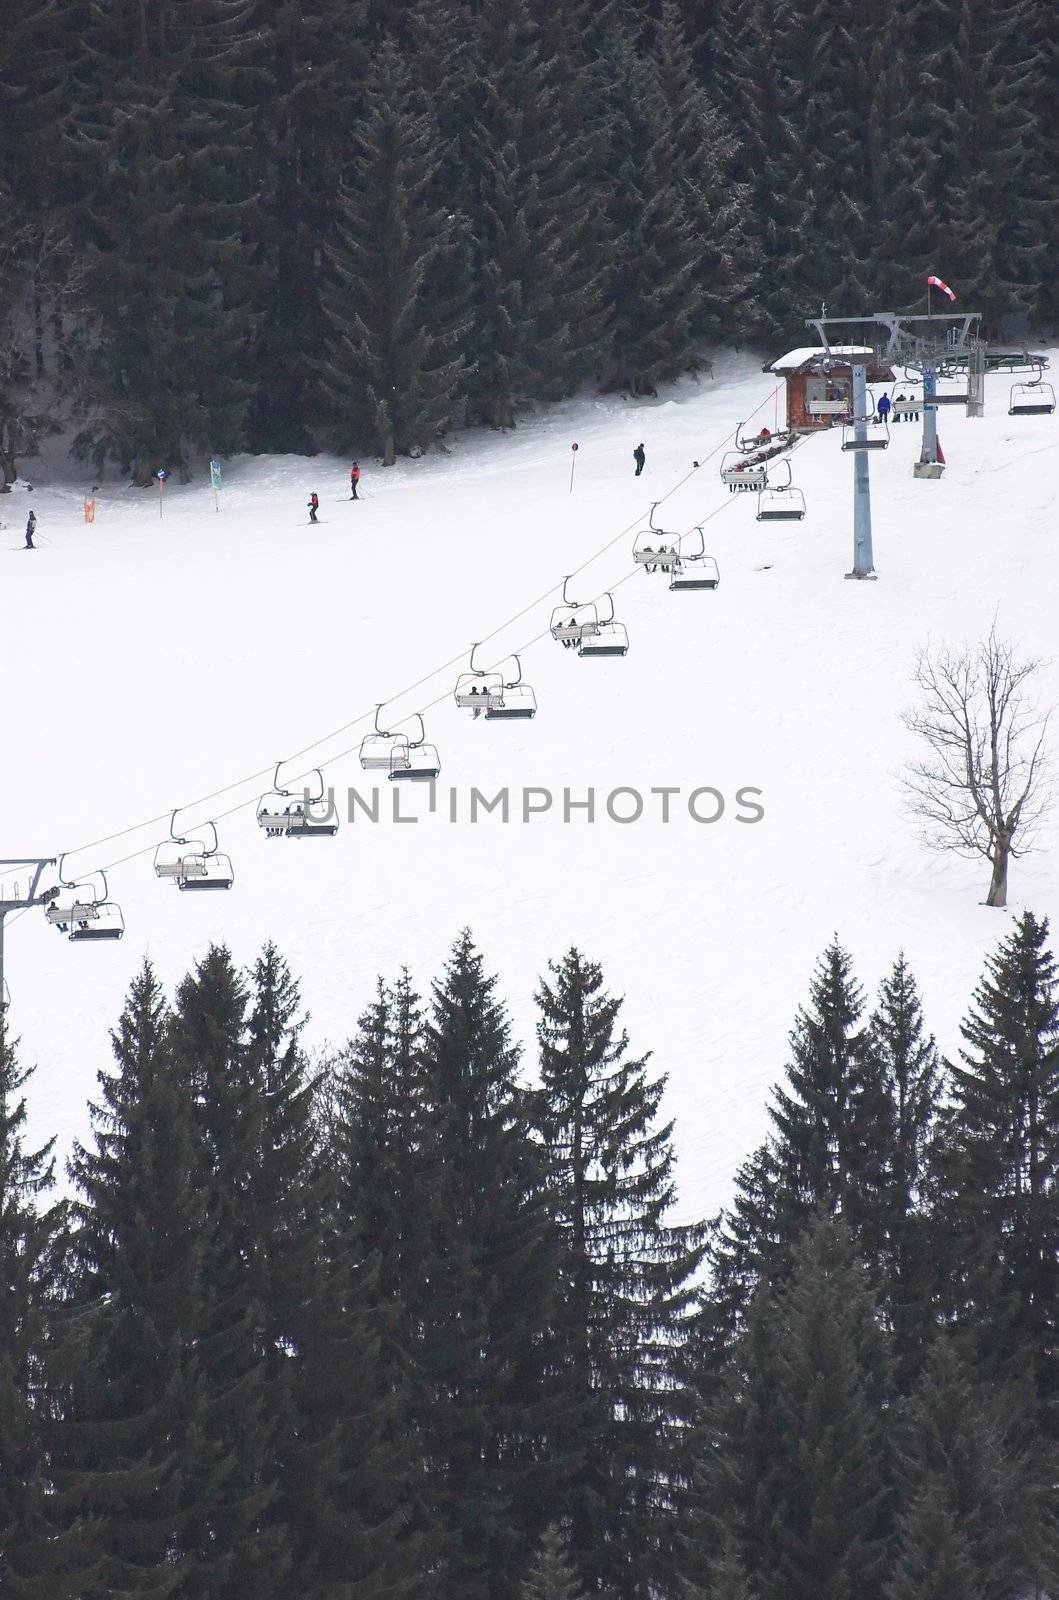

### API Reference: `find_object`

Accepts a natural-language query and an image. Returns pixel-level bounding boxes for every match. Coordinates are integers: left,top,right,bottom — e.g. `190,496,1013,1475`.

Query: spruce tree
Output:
886,1338,1033,1600
932,913,1059,1416
411,932,560,1600
0,1014,78,1599
715,1217,891,1600
61,961,207,1597
532,947,706,1600
64,0,260,479
521,1525,586,1600
318,38,467,462
171,943,289,1599
868,956,941,1385
597,34,704,393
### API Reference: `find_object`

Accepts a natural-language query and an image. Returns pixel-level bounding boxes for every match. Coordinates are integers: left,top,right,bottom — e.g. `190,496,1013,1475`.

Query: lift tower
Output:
0,859,57,1011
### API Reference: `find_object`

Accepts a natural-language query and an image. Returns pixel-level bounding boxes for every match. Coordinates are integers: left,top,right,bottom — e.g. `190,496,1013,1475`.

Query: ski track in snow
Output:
2,356,1057,1222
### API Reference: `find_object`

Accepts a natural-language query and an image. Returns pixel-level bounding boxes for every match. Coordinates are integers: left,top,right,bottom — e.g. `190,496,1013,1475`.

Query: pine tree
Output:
318,38,467,462
715,1217,891,1600
411,932,560,1600
532,947,706,1600
0,1013,79,1599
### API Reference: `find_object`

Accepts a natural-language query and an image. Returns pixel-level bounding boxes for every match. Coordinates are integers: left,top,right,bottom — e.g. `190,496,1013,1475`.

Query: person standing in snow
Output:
350,462,361,500
877,392,891,426
893,392,906,423
308,492,319,524
633,443,646,476
25,510,36,548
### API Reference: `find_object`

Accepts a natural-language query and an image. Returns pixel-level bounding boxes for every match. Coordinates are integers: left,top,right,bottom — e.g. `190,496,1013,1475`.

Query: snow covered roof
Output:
768,345,876,373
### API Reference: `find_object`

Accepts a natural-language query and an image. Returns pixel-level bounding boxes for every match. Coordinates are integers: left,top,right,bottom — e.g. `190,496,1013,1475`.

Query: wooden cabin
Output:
766,347,896,433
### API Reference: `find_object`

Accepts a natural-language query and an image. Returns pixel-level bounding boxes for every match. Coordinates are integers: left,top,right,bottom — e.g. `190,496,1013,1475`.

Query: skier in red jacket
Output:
350,462,361,500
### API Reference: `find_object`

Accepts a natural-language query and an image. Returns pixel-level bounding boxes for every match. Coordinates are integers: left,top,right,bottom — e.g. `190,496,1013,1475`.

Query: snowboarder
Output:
633,443,645,476
25,510,36,548
877,393,891,425
350,462,361,500
308,492,319,524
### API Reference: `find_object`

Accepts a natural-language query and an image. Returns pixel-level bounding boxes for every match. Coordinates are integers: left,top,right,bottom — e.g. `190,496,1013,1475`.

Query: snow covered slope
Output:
3,351,1057,1221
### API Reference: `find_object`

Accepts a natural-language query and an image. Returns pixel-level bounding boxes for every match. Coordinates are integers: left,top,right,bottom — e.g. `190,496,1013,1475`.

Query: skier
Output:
633,443,645,476
877,392,892,426
757,426,772,444
25,509,36,548
350,462,361,500
907,391,920,422
893,392,906,423
308,491,319,524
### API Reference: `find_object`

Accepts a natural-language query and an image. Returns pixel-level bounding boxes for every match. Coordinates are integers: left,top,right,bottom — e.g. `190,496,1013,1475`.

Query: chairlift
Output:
257,762,338,837
720,451,768,491
578,592,629,656
359,704,408,771
45,858,125,941
550,577,600,649
633,505,681,574
1009,370,1055,415
735,417,782,454
154,812,234,890
841,395,889,450
388,714,440,781
756,459,806,521
455,643,505,717
669,526,720,591
484,654,537,720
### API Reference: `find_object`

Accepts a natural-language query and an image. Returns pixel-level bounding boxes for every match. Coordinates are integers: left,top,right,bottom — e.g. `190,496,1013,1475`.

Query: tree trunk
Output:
986,840,1009,907
131,451,156,487
382,432,396,467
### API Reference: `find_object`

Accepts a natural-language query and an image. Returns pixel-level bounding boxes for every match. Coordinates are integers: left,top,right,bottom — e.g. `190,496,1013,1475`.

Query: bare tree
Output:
901,626,1052,907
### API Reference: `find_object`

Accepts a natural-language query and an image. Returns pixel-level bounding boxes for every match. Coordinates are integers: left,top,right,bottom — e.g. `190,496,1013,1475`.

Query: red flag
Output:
927,274,957,302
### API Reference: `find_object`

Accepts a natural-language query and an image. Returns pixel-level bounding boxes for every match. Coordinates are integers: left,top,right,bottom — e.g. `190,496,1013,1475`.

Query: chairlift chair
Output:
577,593,629,656
45,860,125,941
720,451,768,491
454,644,505,717
633,506,681,574
550,577,600,649
359,706,408,771
669,527,720,590
257,763,338,837
388,715,440,782
756,460,806,521
1009,375,1055,415
735,417,783,454
484,655,537,720
154,813,234,890
841,396,889,449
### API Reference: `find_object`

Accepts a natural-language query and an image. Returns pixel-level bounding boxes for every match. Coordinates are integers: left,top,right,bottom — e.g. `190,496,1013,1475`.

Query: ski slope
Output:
3,351,1057,1222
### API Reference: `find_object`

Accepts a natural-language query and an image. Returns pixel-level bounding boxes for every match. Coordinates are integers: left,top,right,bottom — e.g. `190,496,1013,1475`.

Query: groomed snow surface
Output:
3,351,1057,1223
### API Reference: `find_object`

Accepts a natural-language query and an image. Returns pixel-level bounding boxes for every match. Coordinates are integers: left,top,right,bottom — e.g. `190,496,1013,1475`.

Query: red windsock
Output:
927,274,957,302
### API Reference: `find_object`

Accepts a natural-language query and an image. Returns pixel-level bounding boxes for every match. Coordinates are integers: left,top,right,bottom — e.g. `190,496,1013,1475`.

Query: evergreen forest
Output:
1,0,1056,481
2,916,1059,1598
